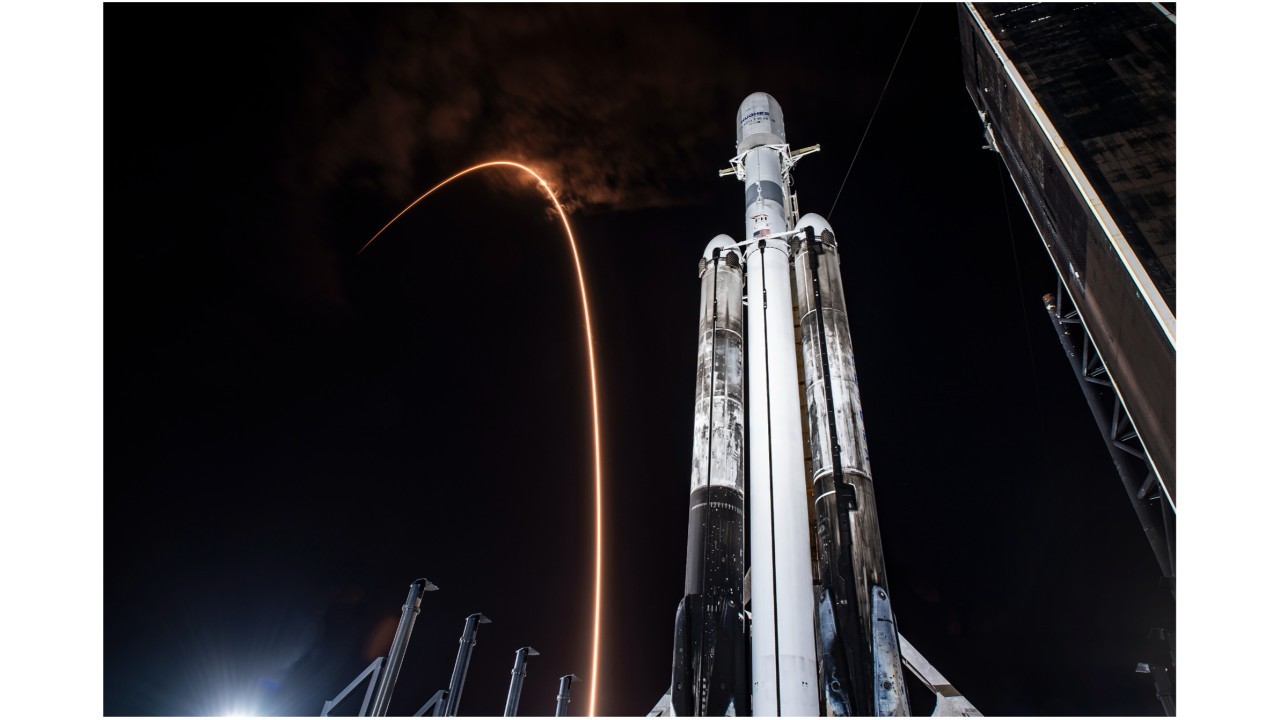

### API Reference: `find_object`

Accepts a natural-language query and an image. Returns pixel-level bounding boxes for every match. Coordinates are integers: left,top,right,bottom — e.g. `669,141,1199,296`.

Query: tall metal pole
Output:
369,578,437,717
444,613,490,716
503,646,539,717
554,674,580,717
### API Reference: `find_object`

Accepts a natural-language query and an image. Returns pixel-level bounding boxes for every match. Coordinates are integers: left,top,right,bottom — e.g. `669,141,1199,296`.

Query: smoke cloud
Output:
293,5,753,213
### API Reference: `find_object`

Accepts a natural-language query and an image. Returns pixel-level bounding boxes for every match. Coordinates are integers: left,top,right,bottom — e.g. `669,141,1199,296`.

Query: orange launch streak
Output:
360,161,604,716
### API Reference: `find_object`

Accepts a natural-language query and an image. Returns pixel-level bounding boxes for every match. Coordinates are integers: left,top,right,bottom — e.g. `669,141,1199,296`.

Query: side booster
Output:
794,215,908,717
671,236,748,717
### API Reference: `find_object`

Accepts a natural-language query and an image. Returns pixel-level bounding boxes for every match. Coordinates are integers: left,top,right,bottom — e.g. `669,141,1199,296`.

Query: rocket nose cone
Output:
796,213,836,243
702,234,738,262
737,92,786,153
739,91,781,114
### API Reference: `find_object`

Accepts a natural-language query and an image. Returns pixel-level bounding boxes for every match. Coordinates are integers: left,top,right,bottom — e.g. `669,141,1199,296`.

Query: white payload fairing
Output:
668,93,911,717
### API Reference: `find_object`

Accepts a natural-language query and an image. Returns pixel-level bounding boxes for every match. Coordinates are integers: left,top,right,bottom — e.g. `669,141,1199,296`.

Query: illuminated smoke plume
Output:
297,5,753,213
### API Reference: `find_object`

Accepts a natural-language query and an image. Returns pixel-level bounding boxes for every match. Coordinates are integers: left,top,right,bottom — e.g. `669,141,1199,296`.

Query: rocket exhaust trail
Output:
360,161,604,717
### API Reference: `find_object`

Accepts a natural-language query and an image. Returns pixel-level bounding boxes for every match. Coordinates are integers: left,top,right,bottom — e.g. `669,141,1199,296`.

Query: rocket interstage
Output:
670,93,908,717
672,236,748,717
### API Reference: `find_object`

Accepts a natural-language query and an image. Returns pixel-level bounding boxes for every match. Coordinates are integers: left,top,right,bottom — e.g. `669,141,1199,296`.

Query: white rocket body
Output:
670,92,913,717
737,92,820,717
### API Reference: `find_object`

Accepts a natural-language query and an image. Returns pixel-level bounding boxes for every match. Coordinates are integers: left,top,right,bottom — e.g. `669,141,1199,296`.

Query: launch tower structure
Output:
958,4,1176,710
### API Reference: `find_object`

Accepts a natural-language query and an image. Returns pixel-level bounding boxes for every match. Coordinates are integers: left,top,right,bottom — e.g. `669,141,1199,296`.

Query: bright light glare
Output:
362,161,605,716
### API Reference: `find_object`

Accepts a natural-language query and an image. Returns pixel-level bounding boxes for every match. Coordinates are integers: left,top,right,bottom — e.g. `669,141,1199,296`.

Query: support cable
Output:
829,3,923,219
995,158,1053,464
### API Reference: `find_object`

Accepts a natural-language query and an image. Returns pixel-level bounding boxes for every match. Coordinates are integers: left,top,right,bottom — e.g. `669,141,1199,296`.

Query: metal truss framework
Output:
1042,280,1175,714
1042,280,1175,585
321,657,384,717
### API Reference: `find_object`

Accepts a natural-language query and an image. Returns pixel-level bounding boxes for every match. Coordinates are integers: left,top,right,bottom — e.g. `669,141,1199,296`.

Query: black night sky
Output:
91,2,1199,717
